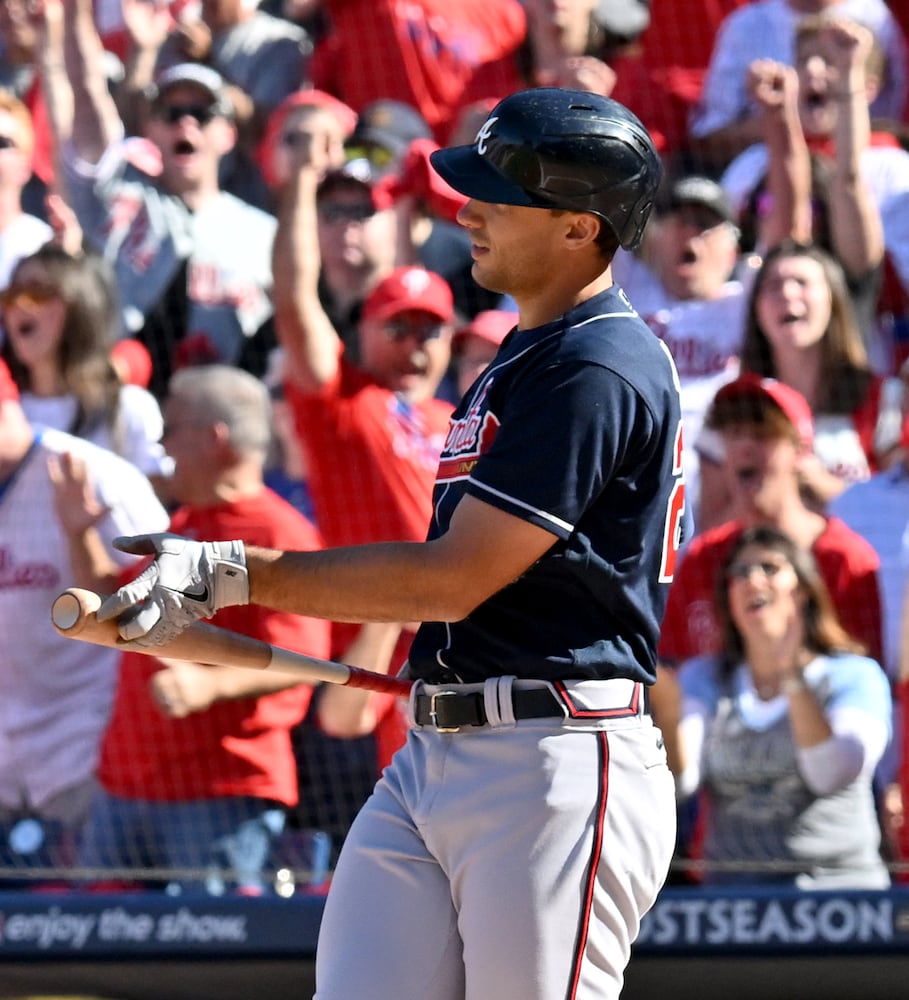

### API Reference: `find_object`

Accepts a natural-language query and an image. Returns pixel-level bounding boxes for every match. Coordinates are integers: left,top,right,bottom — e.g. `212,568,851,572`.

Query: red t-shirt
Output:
309,0,526,144
287,358,451,761
286,356,453,551
97,489,331,805
659,518,884,667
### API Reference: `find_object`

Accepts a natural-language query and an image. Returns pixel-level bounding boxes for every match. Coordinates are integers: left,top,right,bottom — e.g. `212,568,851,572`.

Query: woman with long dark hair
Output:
676,524,891,888
1,244,168,479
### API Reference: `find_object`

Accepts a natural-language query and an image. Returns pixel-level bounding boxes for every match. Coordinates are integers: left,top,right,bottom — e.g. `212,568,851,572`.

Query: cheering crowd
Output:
0,0,908,894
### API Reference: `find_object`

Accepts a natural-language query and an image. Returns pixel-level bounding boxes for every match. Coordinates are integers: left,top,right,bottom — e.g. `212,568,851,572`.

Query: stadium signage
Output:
636,893,909,953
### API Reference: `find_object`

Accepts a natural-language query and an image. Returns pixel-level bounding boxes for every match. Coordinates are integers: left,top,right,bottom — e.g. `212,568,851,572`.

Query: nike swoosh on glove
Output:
96,532,249,646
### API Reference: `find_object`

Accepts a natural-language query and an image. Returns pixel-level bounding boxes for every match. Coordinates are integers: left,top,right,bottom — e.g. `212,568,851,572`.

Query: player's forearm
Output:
245,542,476,625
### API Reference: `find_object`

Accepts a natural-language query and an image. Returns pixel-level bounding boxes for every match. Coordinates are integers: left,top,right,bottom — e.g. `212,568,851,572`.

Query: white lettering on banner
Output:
637,897,894,948
99,907,155,942
0,906,248,950
156,908,247,943
3,908,96,950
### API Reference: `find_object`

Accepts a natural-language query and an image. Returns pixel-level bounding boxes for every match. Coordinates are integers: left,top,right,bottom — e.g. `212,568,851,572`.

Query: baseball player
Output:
97,89,683,1000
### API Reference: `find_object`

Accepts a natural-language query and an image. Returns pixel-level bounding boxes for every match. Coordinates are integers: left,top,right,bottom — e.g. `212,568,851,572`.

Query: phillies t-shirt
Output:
98,489,331,805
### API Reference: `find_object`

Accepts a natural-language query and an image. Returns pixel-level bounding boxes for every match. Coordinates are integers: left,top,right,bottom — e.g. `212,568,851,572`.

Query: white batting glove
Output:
96,532,249,646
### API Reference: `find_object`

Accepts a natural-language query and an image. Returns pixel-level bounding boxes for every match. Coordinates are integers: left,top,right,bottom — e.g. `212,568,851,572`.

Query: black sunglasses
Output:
317,202,376,224
155,103,218,126
384,319,446,342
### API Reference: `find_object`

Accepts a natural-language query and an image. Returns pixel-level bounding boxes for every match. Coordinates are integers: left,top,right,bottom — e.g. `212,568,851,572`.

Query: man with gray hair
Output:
75,365,333,894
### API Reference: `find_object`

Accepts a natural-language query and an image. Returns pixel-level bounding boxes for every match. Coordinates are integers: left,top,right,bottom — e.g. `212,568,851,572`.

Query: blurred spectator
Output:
661,374,884,668
450,308,517,399
652,373,884,786
256,87,355,199
130,0,315,206
0,357,167,882
675,524,891,888
736,241,903,508
689,0,908,173
829,384,909,859
77,365,332,895
0,244,170,481
608,0,750,165
345,99,433,178
0,90,51,287
305,158,399,364
829,381,909,684
308,0,527,145
613,175,754,530
154,0,313,124
0,0,63,214
272,147,455,554
58,0,277,399
272,136,456,795
721,17,909,364
518,0,618,96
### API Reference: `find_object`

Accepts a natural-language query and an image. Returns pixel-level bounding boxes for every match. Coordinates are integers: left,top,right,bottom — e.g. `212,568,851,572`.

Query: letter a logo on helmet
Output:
475,117,499,156
430,88,662,251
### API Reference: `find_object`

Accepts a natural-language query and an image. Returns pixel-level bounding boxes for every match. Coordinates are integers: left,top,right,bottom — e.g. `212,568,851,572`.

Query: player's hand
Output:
96,532,249,645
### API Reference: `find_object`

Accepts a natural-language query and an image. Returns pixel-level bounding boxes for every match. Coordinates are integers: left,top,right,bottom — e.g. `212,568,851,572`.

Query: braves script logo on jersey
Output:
437,381,500,482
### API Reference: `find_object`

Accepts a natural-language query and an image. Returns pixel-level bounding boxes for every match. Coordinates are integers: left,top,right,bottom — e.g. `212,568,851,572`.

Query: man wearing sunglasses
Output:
57,0,277,400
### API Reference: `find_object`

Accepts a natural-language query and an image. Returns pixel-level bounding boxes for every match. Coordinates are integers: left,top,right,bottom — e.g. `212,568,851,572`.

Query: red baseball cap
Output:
713,374,814,449
0,358,19,402
453,309,518,351
362,267,454,324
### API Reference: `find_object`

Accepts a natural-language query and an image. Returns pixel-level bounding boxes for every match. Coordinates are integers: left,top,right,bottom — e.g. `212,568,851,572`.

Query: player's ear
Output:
562,211,602,252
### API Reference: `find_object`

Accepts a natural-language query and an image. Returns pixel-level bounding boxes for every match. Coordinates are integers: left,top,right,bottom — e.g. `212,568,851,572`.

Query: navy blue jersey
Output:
408,285,685,685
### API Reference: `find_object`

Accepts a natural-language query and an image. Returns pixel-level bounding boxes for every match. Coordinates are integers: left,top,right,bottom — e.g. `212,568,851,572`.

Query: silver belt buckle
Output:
429,690,461,732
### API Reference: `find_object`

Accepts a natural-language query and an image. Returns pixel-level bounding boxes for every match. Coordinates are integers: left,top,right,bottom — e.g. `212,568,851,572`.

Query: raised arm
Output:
36,0,73,188
271,130,345,393
114,0,174,136
823,18,884,280
62,0,125,164
748,59,813,252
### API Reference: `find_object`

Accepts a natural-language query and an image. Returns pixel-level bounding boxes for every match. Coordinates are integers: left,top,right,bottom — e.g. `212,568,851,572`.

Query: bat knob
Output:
51,591,85,632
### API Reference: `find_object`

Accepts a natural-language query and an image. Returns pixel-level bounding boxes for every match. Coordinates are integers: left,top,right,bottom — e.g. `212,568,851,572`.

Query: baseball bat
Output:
51,588,413,696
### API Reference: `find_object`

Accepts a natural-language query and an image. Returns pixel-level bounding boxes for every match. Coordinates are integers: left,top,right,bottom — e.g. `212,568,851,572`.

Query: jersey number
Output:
659,419,685,583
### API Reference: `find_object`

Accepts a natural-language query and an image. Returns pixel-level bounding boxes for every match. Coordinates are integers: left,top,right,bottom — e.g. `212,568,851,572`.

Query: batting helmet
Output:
430,88,661,251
